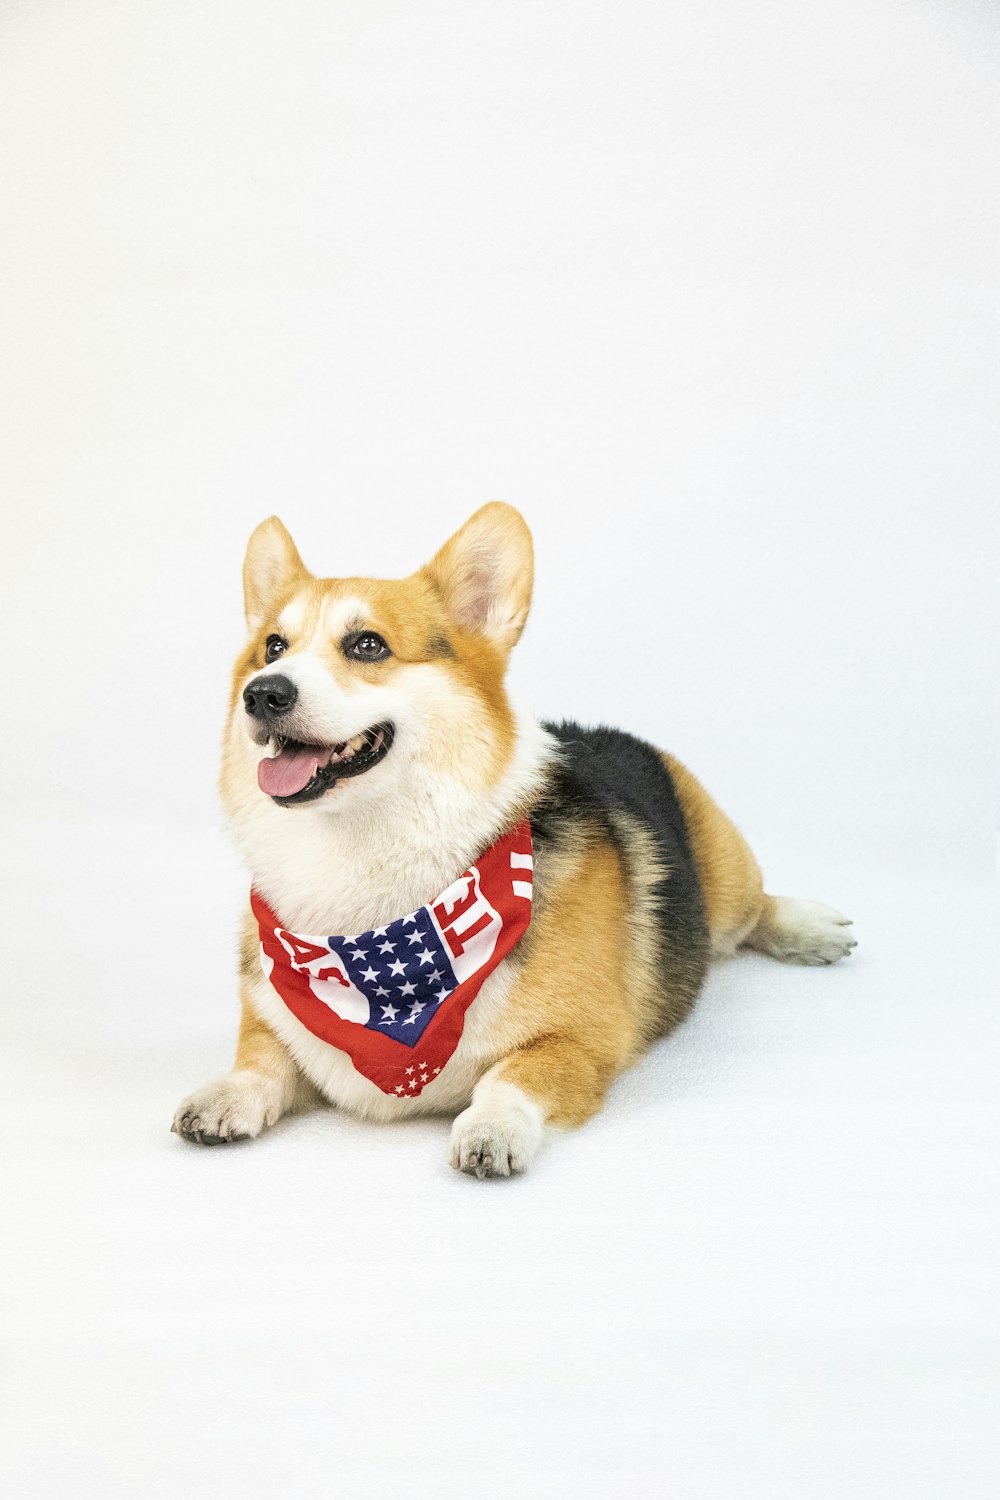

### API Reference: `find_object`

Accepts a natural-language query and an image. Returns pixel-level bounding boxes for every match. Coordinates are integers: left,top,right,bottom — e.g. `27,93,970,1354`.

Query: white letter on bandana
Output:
275,928,371,1023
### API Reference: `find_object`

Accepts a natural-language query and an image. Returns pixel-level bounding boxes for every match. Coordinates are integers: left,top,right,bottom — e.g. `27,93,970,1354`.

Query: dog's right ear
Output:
243,517,308,632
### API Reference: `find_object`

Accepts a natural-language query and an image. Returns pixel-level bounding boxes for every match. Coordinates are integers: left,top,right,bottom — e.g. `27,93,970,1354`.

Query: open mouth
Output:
258,722,395,805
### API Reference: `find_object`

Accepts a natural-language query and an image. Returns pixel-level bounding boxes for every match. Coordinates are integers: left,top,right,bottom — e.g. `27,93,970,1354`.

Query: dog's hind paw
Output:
747,896,857,966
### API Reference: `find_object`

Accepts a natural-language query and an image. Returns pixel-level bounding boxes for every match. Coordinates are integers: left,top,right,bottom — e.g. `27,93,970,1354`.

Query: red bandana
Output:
252,822,533,1097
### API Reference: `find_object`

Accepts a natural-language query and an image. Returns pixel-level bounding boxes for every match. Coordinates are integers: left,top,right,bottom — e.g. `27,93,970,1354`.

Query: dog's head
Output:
221,503,534,816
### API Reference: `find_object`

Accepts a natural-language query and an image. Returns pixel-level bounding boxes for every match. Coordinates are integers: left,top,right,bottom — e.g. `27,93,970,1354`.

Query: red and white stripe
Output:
510,849,533,901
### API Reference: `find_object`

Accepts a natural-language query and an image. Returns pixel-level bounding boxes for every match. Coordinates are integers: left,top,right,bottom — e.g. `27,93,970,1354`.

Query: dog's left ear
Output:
243,516,308,632
422,503,534,654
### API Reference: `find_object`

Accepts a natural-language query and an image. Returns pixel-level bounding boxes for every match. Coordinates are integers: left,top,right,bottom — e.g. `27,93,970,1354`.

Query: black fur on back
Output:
532,721,710,1037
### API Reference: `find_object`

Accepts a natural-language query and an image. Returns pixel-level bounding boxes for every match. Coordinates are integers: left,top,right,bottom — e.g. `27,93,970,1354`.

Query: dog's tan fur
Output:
663,755,766,957
173,503,855,1175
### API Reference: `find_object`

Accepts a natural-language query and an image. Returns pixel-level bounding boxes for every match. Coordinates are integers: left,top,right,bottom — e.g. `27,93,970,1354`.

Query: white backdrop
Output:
1,0,996,880
1,4,997,1498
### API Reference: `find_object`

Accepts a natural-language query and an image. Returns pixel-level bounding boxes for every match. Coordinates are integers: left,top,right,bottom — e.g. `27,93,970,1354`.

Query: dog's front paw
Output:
450,1084,544,1179
171,1070,277,1146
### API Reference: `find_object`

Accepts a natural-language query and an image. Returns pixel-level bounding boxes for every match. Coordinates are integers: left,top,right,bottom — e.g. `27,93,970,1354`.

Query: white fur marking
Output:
756,897,857,966
276,597,308,637
450,1077,545,1178
172,1070,283,1142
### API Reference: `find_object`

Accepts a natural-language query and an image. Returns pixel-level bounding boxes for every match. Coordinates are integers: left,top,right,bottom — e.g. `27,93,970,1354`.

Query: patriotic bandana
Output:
252,821,533,1098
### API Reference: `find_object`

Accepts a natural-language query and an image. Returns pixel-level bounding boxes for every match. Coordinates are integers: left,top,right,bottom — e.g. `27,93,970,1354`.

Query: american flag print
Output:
251,821,534,1097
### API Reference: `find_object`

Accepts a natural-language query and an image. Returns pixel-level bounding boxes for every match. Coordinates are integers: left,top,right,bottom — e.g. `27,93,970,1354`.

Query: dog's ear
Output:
423,503,534,654
243,517,308,631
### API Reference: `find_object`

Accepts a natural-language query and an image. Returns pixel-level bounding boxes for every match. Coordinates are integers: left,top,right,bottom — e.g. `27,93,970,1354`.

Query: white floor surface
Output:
1,817,996,1498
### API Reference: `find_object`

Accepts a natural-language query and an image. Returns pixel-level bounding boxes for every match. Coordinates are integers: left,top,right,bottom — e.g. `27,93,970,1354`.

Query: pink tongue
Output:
258,745,328,798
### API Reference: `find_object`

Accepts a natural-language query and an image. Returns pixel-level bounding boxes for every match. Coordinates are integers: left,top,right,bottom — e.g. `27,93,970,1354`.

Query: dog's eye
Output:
265,634,288,663
344,631,391,663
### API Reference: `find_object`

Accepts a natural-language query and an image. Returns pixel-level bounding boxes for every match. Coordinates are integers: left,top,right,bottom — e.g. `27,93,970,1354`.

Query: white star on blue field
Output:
327,909,456,1045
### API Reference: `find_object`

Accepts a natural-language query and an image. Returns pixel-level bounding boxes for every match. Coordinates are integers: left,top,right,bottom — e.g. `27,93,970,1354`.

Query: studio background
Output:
1,3,996,1498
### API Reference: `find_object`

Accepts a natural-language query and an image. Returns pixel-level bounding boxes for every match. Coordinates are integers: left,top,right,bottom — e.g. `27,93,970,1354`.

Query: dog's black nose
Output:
243,673,297,720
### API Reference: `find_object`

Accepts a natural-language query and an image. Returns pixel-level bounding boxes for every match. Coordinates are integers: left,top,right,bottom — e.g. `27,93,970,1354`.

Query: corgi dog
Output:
172,504,855,1177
